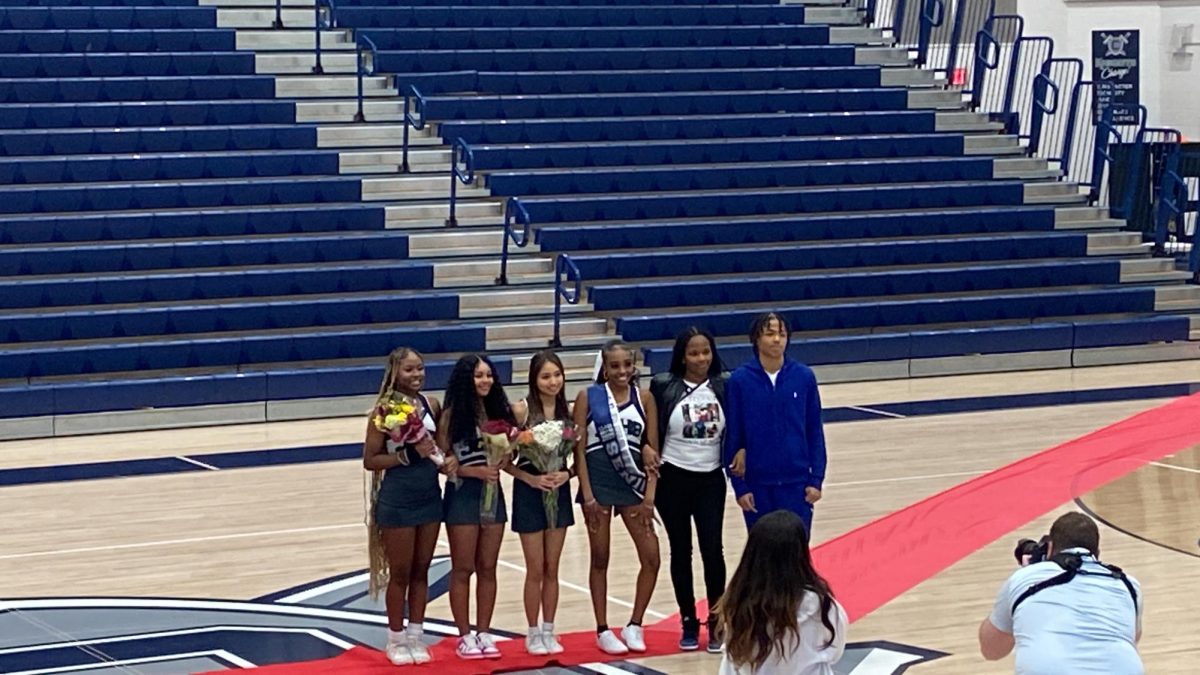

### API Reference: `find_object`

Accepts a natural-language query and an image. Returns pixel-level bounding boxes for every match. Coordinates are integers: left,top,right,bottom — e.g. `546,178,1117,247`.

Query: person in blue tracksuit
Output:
723,312,828,533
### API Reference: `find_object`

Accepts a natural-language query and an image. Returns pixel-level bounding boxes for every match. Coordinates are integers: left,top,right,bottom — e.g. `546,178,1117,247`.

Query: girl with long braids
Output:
573,339,661,655
717,510,847,675
507,350,574,656
363,347,455,666
437,354,515,660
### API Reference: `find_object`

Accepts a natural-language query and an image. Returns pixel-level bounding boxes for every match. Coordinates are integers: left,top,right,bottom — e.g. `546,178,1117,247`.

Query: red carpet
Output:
199,626,680,674
203,392,1200,672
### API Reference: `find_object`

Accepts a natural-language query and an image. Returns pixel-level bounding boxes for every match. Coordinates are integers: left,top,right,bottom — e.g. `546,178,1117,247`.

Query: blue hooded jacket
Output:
722,356,827,498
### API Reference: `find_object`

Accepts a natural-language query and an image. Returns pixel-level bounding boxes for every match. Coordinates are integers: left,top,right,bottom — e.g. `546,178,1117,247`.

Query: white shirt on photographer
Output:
988,548,1144,675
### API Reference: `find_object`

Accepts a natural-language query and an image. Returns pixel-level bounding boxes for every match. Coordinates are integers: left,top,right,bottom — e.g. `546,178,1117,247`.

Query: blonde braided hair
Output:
366,347,422,600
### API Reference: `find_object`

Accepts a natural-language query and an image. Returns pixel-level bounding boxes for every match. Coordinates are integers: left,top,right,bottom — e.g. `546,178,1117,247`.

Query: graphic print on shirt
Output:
681,401,722,439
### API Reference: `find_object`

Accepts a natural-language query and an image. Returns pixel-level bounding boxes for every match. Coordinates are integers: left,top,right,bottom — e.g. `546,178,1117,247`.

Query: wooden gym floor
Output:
2,361,1199,674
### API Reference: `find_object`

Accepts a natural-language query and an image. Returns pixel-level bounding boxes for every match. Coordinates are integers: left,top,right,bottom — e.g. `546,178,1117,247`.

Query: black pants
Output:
655,462,727,621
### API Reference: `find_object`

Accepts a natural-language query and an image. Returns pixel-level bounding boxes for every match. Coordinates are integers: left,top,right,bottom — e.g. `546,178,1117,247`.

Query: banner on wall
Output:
1091,29,1141,125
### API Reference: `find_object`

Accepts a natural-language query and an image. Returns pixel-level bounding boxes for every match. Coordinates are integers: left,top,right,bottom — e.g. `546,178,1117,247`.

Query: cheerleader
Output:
363,347,453,666
573,339,662,655
437,354,515,660
507,350,574,656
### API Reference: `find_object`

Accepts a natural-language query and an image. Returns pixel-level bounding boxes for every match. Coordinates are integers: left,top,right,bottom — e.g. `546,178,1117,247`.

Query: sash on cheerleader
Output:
587,382,647,499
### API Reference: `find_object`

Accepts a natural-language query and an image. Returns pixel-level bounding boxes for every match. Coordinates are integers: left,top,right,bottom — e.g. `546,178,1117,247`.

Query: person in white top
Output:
717,510,848,675
649,326,730,653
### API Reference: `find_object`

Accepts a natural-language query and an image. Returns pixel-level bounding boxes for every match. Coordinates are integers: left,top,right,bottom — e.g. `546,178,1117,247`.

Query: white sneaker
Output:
525,630,549,656
597,629,629,655
408,634,432,664
386,642,414,666
543,631,565,655
477,632,502,659
456,635,484,660
621,624,647,652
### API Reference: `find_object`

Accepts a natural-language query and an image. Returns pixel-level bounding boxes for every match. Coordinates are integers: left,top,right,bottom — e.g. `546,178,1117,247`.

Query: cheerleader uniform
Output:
443,431,508,526
511,400,576,533
580,389,648,508
374,394,442,528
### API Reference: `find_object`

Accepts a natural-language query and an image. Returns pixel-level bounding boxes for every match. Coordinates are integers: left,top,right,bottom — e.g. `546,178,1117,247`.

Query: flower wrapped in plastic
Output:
479,419,518,522
372,396,444,466
515,419,578,526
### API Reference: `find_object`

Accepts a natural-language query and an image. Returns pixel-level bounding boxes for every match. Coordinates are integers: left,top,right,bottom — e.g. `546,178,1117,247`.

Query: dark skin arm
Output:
631,388,660,530
573,390,605,531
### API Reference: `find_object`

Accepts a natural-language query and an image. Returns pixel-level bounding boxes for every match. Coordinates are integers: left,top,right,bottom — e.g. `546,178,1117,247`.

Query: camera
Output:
1013,535,1051,566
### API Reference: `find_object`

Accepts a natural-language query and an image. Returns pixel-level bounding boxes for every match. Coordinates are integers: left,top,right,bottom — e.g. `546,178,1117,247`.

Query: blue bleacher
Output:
357,25,831,50
0,149,340,184
0,176,360,213
437,112,941,146
519,182,1028,224
536,207,1063,251
485,157,996,196
339,5,811,29
378,46,858,74
0,203,385,244
0,291,460,344
0,7,217,30
616,287,1161,342
465,135,968,171
0,52,254,77
0,75,274,102
0,230,409,277
589,261,1123,311
641,316,1194,371
569,232,1091,280
0,125,317,157
0,29,237,53
0,101,295,130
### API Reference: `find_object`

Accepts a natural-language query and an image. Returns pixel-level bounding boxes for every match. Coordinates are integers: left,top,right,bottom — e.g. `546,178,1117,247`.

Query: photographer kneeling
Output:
978,512,1143,674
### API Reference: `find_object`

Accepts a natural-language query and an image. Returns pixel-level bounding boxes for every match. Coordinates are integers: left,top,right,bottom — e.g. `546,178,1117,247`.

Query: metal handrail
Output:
400,84,426,173
312,0,336,75
496,198,531,286
550,254,583,348
449,137,474,227
354,34,378,123
272,0,283,29
915,0,945,67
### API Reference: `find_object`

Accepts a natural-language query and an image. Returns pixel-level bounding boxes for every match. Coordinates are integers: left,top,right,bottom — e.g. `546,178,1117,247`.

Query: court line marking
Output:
1149,461,1200,475
0,524,361,561
846,405,907,419
6,650,255,675
0,626,353,656
0,469,994,562
276,572,370,605
175,455,220,471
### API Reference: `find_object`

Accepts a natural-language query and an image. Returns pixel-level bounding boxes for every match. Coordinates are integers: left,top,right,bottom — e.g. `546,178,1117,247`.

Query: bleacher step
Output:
829,27,891,46
487,317,610,344
936,111,1004,132
1087,232,1148,255
204,0,312,6
1154,286,1200,311
220,8,318,28
237,30,352,51
363,175,488,200
855,46,912,67
319,124,437,148
796,7,860,25
964,135,1024,155
1119,258,1192,283
340,150,450,174
296,99,404,123
257,52,356,74
386,201,502,228
1190,316,1200,340
908,89,965,110
1025,182,1087,204
434,257,555,288
881,69,939,88
276,75,393,98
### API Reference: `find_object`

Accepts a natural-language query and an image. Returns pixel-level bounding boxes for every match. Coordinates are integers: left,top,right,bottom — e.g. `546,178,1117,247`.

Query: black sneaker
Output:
706,618,724,654
679,617,701,651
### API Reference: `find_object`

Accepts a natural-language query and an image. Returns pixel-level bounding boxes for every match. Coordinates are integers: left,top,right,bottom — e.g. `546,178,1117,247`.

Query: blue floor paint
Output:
2,382,1195,489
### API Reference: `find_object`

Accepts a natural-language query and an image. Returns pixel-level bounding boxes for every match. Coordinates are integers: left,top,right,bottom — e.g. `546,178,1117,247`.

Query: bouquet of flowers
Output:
372,396,444,466
515,420,578,526
479,419,518,522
